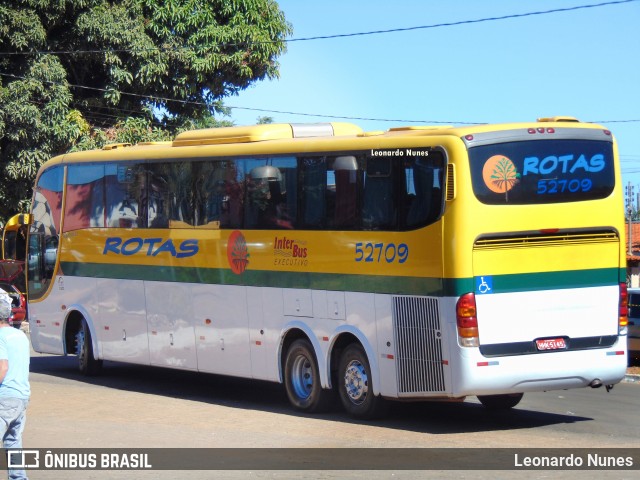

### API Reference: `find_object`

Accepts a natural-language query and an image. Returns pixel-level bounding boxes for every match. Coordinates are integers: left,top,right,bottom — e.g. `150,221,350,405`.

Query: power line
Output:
226,105,474,124
0,72,194,106
0,93,167,128
0,0,636,56
592,119,640,123
286,0,639,43
2,70,640,126
0,72,475,124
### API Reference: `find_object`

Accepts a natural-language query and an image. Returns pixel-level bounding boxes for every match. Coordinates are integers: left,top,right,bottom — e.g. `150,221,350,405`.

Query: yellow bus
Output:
2,212,29,293
2,213,29,263
25,118,628,418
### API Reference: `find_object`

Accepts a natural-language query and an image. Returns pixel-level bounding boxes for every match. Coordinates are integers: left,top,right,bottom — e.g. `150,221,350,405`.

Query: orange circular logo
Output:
227,230,249,275
482,155,520,195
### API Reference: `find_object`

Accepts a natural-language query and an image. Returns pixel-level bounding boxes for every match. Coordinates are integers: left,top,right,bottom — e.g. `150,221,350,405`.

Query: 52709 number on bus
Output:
355,242,409,264
537,178,593,194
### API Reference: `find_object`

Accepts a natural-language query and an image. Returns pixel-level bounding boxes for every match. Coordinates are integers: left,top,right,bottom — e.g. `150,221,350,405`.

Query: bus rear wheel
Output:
477,393,523,410
284,339,332,413
337,344,388,419
75,319,102,376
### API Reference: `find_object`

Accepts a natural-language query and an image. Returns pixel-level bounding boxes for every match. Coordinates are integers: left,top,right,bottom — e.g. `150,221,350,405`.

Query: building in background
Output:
626,222,640,287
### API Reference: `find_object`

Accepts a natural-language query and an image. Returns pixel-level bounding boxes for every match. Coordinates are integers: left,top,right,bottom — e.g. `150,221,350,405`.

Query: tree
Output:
0,0,292,222
0,54,86,216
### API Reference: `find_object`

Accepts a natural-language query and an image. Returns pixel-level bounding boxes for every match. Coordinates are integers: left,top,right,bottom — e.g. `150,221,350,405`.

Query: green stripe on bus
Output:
60,261,447,296
482,268,623,294
60,262,622,297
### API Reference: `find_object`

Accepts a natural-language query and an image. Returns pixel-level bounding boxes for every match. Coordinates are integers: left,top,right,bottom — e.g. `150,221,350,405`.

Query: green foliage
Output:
0,54,84,216
0,0,292,223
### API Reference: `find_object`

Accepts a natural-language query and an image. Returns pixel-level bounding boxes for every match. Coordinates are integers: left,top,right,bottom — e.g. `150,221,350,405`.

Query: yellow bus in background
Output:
2,213,29,264
1,213,30,326
2,213,29,294
25,118,628,418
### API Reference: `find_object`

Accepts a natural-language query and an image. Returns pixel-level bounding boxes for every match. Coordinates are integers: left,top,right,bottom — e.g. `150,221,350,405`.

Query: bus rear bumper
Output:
450,340,627,397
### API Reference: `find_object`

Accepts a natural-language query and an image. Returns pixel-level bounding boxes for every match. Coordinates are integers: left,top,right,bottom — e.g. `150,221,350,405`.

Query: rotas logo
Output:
103,237,199,258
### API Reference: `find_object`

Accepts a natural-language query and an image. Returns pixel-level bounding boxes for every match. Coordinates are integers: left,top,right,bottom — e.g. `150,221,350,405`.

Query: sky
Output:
227,0,640,191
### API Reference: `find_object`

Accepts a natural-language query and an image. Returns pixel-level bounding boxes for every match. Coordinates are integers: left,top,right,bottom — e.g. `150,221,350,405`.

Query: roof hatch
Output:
172,122,363,147
537,116,580,123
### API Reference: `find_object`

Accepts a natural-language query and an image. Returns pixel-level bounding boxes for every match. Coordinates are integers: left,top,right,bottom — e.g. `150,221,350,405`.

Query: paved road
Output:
17,343,640,480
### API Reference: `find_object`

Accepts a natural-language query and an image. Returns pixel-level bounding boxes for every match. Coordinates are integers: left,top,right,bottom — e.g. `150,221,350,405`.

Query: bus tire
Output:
284,339,332,413
337,343,388,419
76,319,103,376
477,393,523,410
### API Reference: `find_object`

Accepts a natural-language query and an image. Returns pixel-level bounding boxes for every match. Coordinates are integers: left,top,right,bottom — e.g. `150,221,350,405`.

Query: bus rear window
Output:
468,139,615,204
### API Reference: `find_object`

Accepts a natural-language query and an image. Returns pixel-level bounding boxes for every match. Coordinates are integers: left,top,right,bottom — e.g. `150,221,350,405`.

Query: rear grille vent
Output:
446,164,456,201
474,230,618,250
392,296,445,394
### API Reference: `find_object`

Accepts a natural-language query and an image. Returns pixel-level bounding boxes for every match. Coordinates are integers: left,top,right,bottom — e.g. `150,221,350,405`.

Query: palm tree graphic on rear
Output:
490,157,521,202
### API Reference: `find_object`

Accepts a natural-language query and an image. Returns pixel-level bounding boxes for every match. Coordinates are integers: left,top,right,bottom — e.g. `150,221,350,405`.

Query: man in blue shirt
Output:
0,288,30,480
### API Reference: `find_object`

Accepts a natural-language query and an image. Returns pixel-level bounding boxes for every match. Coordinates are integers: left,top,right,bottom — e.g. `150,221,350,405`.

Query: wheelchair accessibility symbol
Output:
475,276,493,294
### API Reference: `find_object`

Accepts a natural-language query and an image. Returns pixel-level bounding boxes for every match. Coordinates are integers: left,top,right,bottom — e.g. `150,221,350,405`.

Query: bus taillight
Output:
619,283,628,330
456,293,479,347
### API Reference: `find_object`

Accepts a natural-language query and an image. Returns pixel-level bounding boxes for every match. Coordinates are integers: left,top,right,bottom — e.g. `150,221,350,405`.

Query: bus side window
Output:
245,158,296,229
405,160,434,227
332,156,360,229
198,159,244,229
220,160,244,228
199,161,223,226
64,164,106,231
300,157,326,228
246,165,284,228
168,162,194,227
147,172,170,228
403,154,445,229
105,164,142,228
362,157,397,230
145,163,182,228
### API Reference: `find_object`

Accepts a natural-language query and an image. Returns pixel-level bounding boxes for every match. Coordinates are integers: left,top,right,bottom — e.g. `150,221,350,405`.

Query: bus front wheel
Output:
75,319,103,376
477,393,523,410
284,339,332,413
337,344,388,419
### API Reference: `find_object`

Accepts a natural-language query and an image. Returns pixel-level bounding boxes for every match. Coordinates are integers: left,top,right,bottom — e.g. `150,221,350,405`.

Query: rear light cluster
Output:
456,293,479,347
619,283,628,333
455,284,627,347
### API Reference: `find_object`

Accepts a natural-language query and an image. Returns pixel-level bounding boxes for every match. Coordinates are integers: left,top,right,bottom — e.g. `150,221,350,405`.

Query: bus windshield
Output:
468,139,615,204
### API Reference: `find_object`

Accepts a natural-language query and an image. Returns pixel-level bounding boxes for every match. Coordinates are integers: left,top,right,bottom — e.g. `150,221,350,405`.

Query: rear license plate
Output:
536,338,567,351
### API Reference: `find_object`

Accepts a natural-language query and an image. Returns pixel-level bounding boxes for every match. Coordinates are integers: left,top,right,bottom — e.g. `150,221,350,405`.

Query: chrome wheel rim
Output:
344,360,368,405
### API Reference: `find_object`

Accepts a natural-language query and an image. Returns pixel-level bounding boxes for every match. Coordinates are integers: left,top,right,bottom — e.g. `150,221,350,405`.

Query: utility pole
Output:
627,182,634,255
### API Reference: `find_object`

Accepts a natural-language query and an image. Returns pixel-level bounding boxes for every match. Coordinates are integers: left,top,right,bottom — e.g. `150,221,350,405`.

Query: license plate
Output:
536,337,567,351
